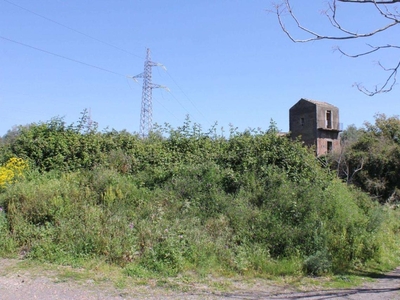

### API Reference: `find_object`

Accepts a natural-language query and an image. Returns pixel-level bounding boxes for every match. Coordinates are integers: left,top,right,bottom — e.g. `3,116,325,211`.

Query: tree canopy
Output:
331,114,400,203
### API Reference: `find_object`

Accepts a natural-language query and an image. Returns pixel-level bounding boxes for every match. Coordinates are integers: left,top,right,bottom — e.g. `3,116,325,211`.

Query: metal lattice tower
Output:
131,48,167,138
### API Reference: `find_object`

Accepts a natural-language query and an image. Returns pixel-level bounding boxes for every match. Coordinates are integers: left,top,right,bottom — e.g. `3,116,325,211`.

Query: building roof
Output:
300,98,338,108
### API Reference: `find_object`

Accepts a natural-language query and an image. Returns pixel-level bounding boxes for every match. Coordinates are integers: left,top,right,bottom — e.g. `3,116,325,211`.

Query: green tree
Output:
339,114,400,203
329,124,364,183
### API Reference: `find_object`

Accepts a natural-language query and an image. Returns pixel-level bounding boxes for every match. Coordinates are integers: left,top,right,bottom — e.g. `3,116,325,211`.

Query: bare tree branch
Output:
272,0,400,95
344,157,364,184
275,0,399,42
338,0,400,3
354,61,400,95
372,1,400,21
334,44,400,58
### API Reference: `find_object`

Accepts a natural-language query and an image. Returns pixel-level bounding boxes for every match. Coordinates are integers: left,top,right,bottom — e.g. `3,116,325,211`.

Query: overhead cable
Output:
2,0,144,59
0,35,126,77
166,70,211,124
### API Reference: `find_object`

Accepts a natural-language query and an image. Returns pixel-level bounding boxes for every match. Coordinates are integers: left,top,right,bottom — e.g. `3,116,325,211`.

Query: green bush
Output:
0,207,16,255
303,250,332,276
0,117,399,276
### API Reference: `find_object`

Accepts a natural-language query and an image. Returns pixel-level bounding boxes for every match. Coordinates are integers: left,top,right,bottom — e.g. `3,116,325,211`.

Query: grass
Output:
1,257,396,297
1,123,400,290
288,274,372,291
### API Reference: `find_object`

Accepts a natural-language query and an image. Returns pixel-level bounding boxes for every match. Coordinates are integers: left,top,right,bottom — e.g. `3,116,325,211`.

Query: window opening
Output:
300,117,305,126
327,141,333,153
326,110,332,129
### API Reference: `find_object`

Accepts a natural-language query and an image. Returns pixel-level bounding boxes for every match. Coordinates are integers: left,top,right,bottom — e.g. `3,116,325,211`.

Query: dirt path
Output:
246,267,400,300
0,259,399,299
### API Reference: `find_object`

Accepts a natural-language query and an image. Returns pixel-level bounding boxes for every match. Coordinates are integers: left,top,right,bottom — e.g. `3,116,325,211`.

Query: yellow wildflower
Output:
0,158,28,188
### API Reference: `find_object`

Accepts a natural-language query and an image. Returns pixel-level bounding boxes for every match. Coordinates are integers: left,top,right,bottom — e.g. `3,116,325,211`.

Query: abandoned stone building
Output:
289,98,342,156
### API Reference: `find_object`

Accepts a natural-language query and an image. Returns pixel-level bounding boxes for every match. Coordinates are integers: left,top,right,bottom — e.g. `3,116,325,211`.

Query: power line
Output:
126,76,180,129
151,51,210,125
0,37,185,132
3,0,211,128
165,69,211,124
130,49,169,137
2,0,212,131
2,0,144,59
157,90,181,123
167,89,193,116
0,35,126,77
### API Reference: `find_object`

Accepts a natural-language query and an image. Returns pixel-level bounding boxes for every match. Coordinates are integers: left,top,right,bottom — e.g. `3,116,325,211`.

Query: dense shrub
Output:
0,117,399,276
331,114,400,204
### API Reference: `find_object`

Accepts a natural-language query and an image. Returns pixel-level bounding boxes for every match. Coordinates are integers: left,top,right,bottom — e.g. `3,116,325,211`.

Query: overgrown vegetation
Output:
329,114,400,205
0,113,399,278
0,157,28,189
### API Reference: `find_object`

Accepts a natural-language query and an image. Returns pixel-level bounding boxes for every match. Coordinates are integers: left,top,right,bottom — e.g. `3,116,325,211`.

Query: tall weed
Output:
0,121,399,277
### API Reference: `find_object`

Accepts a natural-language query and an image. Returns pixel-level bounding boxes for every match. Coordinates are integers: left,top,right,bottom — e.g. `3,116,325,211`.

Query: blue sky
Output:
0,0,398,136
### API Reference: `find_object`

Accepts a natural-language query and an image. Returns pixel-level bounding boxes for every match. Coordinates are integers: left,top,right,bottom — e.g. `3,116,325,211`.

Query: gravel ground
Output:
0,259,399,300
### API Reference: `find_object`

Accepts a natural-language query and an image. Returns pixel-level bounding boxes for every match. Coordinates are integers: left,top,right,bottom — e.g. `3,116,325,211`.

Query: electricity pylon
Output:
130,48,168,138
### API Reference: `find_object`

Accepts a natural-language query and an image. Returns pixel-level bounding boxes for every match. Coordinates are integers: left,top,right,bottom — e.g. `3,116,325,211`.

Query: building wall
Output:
315,104,340,131
316,138,341,155
289,100,317,148
289,99,341,156
315,103,341,155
